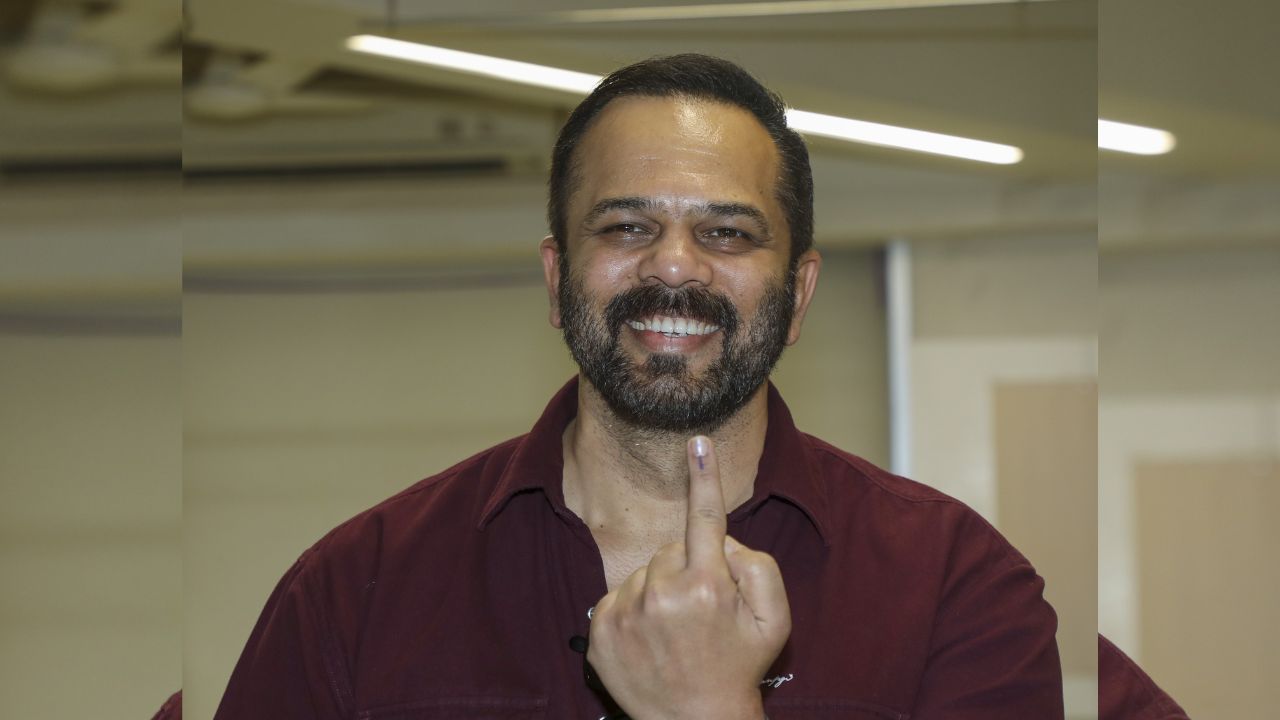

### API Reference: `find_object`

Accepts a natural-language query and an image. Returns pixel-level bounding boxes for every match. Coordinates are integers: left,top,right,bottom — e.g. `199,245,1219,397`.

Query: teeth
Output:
627,315,721,336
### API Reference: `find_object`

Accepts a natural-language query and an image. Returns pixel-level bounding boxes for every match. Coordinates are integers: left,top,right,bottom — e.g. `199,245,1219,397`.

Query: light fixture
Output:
786,109,1023,164
1098,119,1176,155
346,35,1024,165
346,35,600,94
368,0,1063,28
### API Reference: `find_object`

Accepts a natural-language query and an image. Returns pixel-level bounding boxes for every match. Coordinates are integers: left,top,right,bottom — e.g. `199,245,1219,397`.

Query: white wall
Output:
0,330,182,720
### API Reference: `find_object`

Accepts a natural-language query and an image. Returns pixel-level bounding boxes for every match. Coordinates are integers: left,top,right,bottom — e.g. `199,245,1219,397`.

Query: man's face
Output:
542,95,819,433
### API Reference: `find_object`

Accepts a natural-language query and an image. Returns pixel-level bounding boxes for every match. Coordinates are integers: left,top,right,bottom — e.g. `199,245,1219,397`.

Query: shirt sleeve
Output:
214,553,356,720
911,514,1064,719
1098,634,1191,720
150,690,182,720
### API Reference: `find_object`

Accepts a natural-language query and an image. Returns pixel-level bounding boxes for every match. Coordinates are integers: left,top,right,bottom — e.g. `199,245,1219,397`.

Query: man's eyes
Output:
597,223,758,249
605,223,649,235
703,227,752,241
602,225,752,239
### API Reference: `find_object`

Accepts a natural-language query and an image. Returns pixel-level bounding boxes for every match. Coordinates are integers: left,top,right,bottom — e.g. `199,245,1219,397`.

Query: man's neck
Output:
561,379,770,545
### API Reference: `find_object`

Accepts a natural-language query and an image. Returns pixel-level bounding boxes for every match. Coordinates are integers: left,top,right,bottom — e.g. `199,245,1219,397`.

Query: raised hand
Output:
587,436,791,720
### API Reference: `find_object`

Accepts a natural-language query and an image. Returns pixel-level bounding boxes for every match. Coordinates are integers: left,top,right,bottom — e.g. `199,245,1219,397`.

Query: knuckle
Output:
687,576,725,609
744,550,781,575
614,608,634,631
693,506,725,524
641,579,673,610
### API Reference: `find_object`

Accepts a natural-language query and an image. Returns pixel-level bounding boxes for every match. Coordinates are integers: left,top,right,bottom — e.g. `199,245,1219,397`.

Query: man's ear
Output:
785,249,822,346
539,235,564,329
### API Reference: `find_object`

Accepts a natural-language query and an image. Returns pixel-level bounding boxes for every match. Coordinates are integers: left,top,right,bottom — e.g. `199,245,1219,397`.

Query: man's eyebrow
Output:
582,197,772,236
702,202,771,235
581,197,656,228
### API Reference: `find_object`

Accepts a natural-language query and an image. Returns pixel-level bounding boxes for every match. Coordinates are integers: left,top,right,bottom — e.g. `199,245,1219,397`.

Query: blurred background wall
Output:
1098,1,1280,717
0,194,182,717
1,1,182,717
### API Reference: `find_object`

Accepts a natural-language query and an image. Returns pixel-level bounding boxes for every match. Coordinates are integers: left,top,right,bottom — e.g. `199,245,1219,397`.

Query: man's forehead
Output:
572,95,782,212
582,95,775,158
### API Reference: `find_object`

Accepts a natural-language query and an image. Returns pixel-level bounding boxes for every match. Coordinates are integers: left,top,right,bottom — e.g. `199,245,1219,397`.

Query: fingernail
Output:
693,436,710,458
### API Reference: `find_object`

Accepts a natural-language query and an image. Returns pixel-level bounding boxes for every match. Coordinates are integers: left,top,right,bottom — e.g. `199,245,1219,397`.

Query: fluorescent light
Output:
1098,119,1176,155
346,35,602,94
786,109,1023,164
377,0,1063,27
346,35,1024,165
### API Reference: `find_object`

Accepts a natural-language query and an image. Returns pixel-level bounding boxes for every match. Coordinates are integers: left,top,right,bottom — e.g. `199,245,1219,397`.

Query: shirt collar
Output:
479,376,832,547
743,381,833,547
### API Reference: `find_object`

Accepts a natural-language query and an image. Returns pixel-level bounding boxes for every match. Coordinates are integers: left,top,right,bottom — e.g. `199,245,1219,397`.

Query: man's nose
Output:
636,229,712,289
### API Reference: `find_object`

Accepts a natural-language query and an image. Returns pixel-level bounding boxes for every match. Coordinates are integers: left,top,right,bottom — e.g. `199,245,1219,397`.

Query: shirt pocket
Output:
767,697,909,720
356,696,547,720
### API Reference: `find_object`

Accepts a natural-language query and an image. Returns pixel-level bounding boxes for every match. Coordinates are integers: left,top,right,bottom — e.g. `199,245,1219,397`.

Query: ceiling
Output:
1,0,1276,310
185,0,1097,178
1100,0,1280,179
3,0,1276,180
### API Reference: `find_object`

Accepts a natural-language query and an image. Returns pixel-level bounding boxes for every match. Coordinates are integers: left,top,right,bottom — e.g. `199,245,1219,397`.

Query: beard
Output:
558,256,796,433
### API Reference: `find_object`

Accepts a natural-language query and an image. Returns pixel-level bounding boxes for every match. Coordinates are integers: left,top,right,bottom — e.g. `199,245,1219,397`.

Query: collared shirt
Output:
216,377,1062,720
1098,635,1190,720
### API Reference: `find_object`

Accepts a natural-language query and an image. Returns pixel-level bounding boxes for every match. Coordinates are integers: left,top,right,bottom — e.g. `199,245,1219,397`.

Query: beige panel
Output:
993,381,1098,677
1135,459,1280,719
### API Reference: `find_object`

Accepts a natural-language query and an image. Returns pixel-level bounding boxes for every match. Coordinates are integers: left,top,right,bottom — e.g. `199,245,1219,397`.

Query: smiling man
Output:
216,55,1063,720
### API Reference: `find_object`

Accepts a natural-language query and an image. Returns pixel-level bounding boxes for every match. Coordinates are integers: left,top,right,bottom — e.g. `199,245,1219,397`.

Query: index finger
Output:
685,435,728,569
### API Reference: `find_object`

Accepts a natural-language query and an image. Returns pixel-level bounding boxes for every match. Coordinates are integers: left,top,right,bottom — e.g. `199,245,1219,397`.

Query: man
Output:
216,54,1062,719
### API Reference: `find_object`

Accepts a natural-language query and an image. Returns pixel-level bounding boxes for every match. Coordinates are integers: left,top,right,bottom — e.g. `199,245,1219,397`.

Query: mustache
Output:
603,284,740,338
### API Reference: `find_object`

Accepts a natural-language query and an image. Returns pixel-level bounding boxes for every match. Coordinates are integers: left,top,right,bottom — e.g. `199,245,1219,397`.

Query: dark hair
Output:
547,54,814,265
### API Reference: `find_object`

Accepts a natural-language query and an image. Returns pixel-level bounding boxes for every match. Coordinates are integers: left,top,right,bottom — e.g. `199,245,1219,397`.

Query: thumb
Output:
723,537,791,644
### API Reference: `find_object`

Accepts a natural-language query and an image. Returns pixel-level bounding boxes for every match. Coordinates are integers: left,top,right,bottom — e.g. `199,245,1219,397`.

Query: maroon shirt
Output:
152,691,182,720
1099,635,1190,719
216,377,1061,719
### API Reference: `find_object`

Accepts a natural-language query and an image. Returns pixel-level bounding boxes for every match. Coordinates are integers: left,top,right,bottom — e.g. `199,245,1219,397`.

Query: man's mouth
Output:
625,314,722,339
